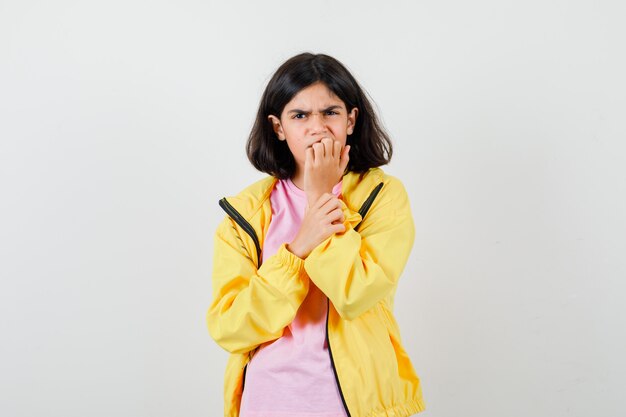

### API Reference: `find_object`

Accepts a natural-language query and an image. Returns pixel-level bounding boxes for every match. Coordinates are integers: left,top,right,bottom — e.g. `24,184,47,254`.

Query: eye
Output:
325,110,338,116
293,113,306,119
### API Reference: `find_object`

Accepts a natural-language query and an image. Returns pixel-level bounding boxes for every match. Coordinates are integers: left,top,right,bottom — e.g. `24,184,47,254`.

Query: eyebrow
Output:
287,105,344,114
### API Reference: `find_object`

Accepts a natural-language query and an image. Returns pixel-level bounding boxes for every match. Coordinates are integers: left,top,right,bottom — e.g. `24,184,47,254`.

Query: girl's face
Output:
268,82,358,179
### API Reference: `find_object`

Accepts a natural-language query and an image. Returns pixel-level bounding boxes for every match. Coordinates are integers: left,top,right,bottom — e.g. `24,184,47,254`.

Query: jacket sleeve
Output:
206,216,310,354
303,177,415,321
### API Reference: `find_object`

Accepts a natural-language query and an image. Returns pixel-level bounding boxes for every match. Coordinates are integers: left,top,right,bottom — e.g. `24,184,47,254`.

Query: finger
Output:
321,196,343,214
312,142,324,160
314,193,335,209
321,138,333,158
331,223,346,234
340,145,350,168
333,140,341,159
305,147,314,167
328,206,345,223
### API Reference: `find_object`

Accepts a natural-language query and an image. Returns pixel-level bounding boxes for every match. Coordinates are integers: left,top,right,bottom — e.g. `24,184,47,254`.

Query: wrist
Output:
306,192,322,208
307,188,334,207
286,242,308,260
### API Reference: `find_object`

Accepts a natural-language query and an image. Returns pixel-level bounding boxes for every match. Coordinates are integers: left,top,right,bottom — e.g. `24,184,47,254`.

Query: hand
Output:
303,138,350,208
287,193,346,259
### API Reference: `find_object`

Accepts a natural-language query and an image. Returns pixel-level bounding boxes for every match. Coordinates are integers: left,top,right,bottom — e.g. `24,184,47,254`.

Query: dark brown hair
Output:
246,52,393,179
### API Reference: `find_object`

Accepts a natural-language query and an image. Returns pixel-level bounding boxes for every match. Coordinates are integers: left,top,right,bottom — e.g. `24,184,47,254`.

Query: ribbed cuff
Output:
276,242,305,274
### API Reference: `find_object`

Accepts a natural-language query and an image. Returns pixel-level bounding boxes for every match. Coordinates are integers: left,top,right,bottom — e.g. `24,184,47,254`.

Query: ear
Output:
347,107,358,135
267,115,286,140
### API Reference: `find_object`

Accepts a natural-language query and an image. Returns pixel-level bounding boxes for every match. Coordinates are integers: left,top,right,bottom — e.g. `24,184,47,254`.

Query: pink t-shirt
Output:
239,177,348,417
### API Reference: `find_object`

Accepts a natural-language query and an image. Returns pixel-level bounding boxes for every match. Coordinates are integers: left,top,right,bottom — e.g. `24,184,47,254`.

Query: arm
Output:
206,216,309,354
303,177,415,320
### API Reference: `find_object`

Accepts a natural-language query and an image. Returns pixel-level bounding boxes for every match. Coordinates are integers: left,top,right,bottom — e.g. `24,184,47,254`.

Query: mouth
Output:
308,136,332,148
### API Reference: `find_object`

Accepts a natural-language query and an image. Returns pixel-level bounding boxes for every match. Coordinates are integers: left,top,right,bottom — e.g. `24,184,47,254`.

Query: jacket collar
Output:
221,167,385,219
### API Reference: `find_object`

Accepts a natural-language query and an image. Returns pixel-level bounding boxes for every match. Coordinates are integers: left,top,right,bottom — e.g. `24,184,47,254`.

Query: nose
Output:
308,112,328,135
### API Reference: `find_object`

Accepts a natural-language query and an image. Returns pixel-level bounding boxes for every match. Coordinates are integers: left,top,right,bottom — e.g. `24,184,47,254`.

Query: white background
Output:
1,1,624,416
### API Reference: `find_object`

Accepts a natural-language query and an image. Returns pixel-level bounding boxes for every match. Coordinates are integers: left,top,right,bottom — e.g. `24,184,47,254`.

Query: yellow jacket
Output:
207,167,426,417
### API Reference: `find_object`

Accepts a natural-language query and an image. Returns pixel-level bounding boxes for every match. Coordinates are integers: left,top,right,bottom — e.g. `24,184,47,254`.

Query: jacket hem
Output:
365,397,426,417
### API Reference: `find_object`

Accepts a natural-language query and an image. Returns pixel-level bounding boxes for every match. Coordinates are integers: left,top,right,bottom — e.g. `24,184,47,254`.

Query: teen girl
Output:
207,52,426,417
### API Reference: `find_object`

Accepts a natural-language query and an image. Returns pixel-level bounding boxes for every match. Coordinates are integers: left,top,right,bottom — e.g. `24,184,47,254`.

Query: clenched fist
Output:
286,193,346,260
303,137,350,209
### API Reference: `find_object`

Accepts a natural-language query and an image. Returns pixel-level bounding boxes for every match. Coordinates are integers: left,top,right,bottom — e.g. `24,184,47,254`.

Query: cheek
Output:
330,121,349,136
337,118,350,129
286,140,306,158
284,123,305,136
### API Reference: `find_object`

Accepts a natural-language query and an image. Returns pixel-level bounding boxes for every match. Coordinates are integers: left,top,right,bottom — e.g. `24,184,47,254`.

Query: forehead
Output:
286,82,345,108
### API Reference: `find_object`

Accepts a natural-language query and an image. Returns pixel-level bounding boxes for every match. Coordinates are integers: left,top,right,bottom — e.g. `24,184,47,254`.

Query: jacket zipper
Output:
355,182,384,232
219,197,262,264
326,297,352,417
327,181,382,417
219,181,384,413
242,363,247,392
241,345,259,394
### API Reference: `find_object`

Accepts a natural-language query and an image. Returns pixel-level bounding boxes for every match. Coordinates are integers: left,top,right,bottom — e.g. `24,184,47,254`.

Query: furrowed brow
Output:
287,105,344,114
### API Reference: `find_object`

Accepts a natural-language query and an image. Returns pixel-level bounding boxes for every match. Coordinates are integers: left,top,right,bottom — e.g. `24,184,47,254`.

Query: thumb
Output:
340,145,350,169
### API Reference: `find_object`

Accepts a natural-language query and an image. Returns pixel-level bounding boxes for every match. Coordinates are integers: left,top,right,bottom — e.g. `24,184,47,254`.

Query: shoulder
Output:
359,167,409,202
354,168,411,216
221,175,278,217
233,175,277,199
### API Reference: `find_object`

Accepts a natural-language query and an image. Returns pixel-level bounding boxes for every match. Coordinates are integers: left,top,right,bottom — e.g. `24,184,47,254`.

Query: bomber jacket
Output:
206,167,426,417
